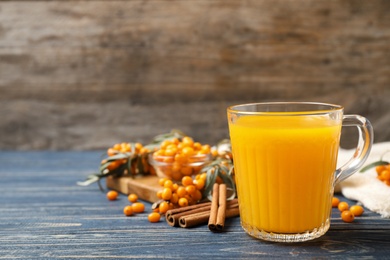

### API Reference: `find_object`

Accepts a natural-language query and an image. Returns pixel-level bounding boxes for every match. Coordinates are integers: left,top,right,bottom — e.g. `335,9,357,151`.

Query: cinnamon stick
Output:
216,183,227,231
165,196,239,228
166,204,211,227
178,211,210,228
179,205,239,228
207,183,220,230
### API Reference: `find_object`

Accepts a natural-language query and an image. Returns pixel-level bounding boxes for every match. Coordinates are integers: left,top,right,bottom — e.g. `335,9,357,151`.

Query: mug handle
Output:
334,115,374,185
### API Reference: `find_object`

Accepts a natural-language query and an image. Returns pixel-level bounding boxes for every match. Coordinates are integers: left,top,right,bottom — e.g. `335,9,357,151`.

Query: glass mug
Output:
227,102,373,242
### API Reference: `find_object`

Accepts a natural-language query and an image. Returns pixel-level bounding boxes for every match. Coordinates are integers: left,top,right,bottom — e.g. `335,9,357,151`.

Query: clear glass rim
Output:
227,102,344,116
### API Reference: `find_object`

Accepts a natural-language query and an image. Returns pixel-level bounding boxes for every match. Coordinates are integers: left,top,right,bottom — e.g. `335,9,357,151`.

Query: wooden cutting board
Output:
106,175,161,203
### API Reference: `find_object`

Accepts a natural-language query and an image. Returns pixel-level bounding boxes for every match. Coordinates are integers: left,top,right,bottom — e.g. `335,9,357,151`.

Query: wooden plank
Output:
106,175,161,203
1,151,390,259
0,0,389,150
0,0,389,102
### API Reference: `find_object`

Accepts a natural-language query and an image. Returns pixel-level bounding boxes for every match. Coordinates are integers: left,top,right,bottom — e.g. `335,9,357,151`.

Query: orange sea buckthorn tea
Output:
227,102,373,242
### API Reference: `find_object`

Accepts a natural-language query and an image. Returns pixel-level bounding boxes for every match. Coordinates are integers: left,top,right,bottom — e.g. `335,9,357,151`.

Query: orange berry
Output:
123,205,133,216
176,186,187,198
182,176,193,186
338,201,349,212
192,189,203,202
170,138,179,144
350,205,364,216
148,212,161,223
185,185,196,195
182,146,194,156
193,179,205,190
158,177,168,186
178,197,189,207
380,170,390,181
132,202,145,213
160,140,172,149
193,142,202,150
128,193,138,203
156,190,163,199
171,171,183,181
199,173,207,182
106,190,118,201
180,166,193,176
376,165,386,175
135,142,143,151
107,148,118,156
182,136,194,146
171,193,179,204
165,148,177,157
172,183,179,192
159,201,170,214
113,143,121,151
161,188,173,201
331,197,340,208
106,160,121,171
163,179,174,189
215,176,223,184
341,210,355,223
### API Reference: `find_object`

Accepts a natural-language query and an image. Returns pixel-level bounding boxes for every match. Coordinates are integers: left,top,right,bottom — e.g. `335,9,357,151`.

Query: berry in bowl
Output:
148,137,212,181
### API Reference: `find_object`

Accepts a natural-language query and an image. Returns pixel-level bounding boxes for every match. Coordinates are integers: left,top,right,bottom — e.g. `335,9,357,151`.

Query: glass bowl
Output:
148,153,212,181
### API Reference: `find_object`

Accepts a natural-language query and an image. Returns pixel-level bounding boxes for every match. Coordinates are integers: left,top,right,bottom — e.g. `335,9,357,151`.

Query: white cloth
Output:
337,142,390,218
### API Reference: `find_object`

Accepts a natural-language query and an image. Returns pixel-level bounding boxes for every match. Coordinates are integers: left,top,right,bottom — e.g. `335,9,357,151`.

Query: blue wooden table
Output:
1,151,389,259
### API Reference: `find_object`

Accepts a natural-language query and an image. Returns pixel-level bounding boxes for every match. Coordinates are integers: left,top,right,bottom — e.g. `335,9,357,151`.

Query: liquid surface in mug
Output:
229,114,341,233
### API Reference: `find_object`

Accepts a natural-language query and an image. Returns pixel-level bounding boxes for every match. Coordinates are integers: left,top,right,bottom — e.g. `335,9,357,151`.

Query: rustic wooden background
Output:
1,0,389,150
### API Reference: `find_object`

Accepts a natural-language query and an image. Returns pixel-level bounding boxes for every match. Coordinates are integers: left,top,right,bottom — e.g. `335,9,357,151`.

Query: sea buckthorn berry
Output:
123,205,133,216
106,190,118,201
148,212,161,223
160,140,172,149
135,142,143,151
341,210,355,223
199,173,207,182
113,143,121,151
182,176,193,186
331,197,340,208
182,146,195,157
159,177,168,187
106,160,121,171
171,193,179,204
132,202,145,213
156,190,163,199
182,136,194,147
180,166,193,176
159,201,170,214
192,189,203,202
128,193,138,203
163,179,174,189
193,142,202,150
107,148,117,156
338,201,349,212
165,148,178,156
161,188,173,201
172,183,179,192
380,170,390,181
176,186,187,198
376,165,386,175
193,179,205,190
178,197,189,207
350,205,364,216
185,185,196,195
171,171,182,181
